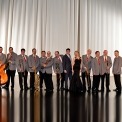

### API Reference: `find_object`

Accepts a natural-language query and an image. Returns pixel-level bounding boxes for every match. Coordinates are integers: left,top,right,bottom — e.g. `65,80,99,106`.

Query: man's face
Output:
0,48,3,53
32,49,36,55
87,49,92,55
9,48,13,53
21,50,25,55
41,52,46,57
103,50,108,56
114,52,119,57
66,50,70,55
96,52,100,57
47,51,51,57
55,52,59,57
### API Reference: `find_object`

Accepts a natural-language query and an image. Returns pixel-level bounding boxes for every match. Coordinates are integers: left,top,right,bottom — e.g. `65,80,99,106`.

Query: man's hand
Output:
64,70,67,73
32,66,36,71
8,60,12,63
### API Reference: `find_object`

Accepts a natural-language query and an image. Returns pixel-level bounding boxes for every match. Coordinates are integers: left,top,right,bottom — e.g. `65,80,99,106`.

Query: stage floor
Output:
0,76,122,122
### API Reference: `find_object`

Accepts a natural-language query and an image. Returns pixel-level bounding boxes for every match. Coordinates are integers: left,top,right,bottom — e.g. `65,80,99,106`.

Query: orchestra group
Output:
0,46,122,93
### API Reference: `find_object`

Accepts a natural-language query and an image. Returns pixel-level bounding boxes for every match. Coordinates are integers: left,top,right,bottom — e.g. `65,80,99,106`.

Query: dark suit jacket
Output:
62,54,72,73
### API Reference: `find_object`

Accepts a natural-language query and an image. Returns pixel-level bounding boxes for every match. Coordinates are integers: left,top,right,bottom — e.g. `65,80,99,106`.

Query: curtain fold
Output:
0,0,122,60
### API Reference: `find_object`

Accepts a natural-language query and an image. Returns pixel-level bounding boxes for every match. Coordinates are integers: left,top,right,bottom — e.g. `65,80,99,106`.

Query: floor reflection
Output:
0,90,122,122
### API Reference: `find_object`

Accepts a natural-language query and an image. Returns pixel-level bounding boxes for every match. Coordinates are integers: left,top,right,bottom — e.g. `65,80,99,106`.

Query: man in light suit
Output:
3,47,17,90
91,51,101,92
62,48,72,91
113,50,122,92
81,49,93,92
0,47,6,89
16,48,29,90
100,50,112,92
0,47,6,65
53,51,64,90
39,50,46,89
28,48,40,90
42,51,53,92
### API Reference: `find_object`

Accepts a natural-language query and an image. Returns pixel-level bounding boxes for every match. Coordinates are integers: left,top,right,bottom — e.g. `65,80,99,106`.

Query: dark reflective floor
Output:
0,77,122,122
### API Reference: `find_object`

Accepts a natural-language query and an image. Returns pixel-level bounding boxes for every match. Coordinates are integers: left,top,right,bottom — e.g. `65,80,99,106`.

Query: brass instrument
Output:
33,66,40,91
55,61,61,78
45,56,52,65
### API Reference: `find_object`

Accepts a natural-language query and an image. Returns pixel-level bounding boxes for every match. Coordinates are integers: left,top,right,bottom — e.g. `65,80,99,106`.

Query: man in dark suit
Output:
63,48,72,90
3,47,17,90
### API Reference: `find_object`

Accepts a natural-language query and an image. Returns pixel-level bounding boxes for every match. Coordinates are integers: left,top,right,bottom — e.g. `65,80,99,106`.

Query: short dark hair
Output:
66,48,70,51
55,51,59,54
95,51,100,54
21,48,25,52
32,48,36,51
9,47,13,50
114,50,119,53
41,50,46,53
0,47,3,49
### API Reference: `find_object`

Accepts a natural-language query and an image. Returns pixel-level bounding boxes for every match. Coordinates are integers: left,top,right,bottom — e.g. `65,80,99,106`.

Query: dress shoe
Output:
2,86,9,89
87,89,91,93
113,89,118,91
24,87,29,90
107,89,111,92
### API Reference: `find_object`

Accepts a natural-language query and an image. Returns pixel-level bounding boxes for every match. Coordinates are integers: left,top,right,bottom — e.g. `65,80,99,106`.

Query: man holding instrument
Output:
81,49,93,92
16,48,29,90
28,48,40,90
100,50,112,92
0,47,6,89
3,47,17,90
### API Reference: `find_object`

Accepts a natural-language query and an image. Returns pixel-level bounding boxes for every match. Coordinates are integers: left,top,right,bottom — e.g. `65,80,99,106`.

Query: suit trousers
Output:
44,73,53,90
5,70,16,88
114,74,121,91
18,70,28,89
64,71,72,89
56,72,65,89
92,75,100,91
82,72,91,91
39,71,45,88
101,73,110,90
30,72,35,89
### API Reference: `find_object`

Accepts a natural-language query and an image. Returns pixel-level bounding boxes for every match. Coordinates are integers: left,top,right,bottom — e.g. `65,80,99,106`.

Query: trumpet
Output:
55,62,61,79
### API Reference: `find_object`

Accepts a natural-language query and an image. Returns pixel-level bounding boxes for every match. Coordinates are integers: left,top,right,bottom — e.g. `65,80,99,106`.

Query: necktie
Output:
34,56,36,62
105,56,107,62
98,58,100,65
23,55,26,62
87,56,89,62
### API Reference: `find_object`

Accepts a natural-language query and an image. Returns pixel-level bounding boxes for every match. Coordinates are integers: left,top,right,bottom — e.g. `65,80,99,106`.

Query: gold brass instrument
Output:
55,61,61,79
44,56,52,65
33,66,40,91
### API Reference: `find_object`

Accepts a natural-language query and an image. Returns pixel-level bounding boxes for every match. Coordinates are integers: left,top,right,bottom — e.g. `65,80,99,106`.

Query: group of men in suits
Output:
0,46,122,93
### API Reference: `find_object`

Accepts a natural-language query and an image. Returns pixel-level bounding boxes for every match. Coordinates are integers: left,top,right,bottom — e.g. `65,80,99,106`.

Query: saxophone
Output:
33,66,40,91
